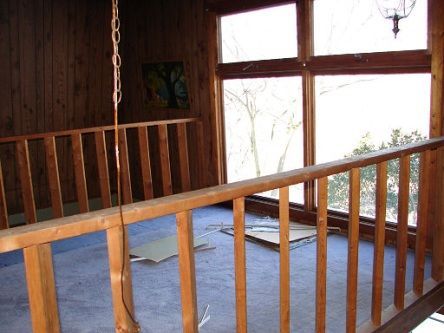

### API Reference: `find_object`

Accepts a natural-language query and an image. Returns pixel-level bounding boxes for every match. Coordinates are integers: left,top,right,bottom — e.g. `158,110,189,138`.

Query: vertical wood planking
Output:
44,136,63,218
316,177,328,333
137,126,154,200
16,140,37,224
196,121,206,189
71,133,89,213
394,155,411,309
279,186,290,333
177,123,191,192
432,147,444,281
106,225,137,333
0,160,9,229
176,210,198,333
233,197,247,333
414,151,431,295
158,124,173,196
118,128,133,204
23,243,60,333
94,131,112,208
371,161,388,326
346,168,360,333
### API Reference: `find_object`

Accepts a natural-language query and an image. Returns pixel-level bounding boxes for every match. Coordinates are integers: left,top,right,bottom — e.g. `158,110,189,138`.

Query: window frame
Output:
210,0,437,241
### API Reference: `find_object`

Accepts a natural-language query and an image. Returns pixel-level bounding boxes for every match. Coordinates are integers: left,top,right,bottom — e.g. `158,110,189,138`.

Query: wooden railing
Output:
0,117,203,229
1,138,444,332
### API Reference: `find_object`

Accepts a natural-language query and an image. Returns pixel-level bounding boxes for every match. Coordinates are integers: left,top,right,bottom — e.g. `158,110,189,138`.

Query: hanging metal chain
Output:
111,1,141,332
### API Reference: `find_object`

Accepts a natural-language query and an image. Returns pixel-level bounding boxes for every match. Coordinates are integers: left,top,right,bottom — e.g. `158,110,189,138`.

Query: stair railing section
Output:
0,117,203,230
0,138,444,333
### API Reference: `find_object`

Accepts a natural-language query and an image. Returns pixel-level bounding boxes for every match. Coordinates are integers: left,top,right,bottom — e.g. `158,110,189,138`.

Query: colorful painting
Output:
141,61,189,110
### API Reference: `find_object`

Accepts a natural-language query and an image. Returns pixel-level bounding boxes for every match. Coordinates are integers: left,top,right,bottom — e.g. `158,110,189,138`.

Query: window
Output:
220,4,297,63
313,0,428,55
224,77,304,202
215,0,432,229
316,74,431,224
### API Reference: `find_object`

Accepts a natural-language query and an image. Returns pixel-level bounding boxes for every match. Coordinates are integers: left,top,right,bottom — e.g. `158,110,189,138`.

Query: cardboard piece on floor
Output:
130,235,213,263
220,221,318,251
245,223,317,245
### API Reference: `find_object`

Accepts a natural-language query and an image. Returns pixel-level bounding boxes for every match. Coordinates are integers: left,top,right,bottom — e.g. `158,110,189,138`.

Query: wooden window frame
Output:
210,0,443,244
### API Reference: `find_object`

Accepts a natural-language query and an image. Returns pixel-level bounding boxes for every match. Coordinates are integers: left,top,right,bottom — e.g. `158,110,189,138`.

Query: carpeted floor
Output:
0,206,431,332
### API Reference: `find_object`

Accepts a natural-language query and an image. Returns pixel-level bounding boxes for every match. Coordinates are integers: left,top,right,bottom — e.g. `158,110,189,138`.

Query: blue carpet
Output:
0,206,431,332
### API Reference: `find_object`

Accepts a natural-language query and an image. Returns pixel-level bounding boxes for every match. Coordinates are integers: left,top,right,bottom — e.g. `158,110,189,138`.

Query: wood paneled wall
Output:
0,0,220,214
120,0,220,189
0,0,113,212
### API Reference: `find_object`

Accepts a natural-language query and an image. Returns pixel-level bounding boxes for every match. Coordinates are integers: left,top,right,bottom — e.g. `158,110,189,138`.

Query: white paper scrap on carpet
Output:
130,234,214,263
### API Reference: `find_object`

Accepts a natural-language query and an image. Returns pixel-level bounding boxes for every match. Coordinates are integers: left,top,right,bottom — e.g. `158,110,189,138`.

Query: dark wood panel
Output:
0,0,114,213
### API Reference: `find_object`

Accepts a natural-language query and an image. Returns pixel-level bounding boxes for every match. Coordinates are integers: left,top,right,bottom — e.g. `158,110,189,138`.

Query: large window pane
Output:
220,4,297,63
315,74,430,225
224,77,303,203
314,0,427,55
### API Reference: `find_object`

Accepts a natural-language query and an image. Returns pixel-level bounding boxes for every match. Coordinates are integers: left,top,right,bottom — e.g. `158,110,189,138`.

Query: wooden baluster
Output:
23,243,60,333
118,128,133,204
94,131,112,208
432,147,444,281
371,161,388,326
0,160,9,229
106,225,137,333
279,187,290,333
16,140,37,224
234,197,247,333
71,133,89,213
195,121,206,188
137,126,153,200
316,177,328,333
177,123,191,192
413,151,431,295
158,124,173,196
394,155,410,309
44,137,63,218
176,210,198,333
347,168,360,333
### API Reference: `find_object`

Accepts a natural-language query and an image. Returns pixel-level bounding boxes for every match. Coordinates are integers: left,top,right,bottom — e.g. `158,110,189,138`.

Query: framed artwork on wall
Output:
141,61,190,110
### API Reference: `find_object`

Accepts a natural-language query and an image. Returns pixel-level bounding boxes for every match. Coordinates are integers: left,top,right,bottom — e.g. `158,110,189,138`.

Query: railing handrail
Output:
1,136,443,254
0,117,200,144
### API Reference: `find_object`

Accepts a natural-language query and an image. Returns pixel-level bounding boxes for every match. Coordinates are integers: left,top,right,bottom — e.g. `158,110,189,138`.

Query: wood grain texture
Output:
137,126,154,200
16,140,37,224
177,123,191,192
106,225,137,333
233,197,247,333
0,160,9,229
432,147,444,281
176,210,198,333
44,136,63,218
279,186,290,333
94,131,112,209
1,138,444,254
158,124,173,196
371,161,388,326
316,177,328,333
394,155,411,309
118,128,133,205
71,133,89,213
430,0,444,137
414,151,431,295
347,168,360,333
23,243,60,333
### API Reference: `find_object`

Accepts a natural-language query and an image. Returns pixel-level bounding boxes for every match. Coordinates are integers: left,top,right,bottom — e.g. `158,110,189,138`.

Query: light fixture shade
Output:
376,0,417,37
376,0,416,19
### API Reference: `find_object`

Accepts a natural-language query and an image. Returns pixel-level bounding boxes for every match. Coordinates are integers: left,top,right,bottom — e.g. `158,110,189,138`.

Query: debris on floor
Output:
130,231,216,263
206,217,327,251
